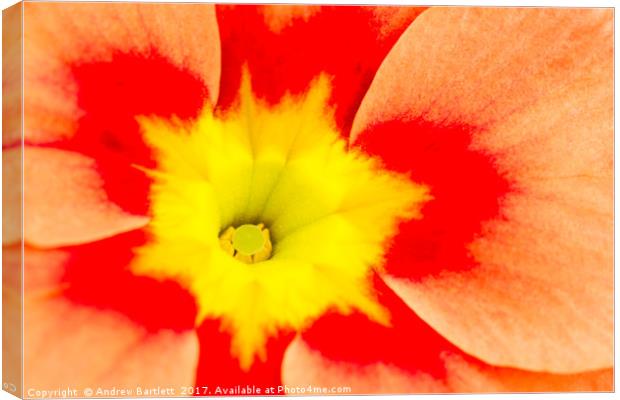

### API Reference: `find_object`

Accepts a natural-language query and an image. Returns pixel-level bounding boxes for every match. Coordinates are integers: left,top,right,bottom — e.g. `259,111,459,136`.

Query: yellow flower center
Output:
131,72,429,370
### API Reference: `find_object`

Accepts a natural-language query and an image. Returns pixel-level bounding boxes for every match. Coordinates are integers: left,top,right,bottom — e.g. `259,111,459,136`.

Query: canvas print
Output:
1,2,614,398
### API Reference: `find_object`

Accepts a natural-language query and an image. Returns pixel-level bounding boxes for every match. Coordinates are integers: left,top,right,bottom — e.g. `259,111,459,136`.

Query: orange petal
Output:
282,337,613,393
384,263,612,374
3,3,22,146
22,247,199,391
24,2,221,143
352,8,612,373
3,148,21,246
3,246,22,397
352,7,612,138
23,147,148,247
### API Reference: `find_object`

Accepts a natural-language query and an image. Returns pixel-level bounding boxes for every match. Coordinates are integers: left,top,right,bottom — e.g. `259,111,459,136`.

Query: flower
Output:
5,3,612,394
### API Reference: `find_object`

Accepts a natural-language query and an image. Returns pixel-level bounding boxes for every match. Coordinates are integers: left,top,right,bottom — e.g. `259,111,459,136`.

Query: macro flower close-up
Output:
3,2,613,395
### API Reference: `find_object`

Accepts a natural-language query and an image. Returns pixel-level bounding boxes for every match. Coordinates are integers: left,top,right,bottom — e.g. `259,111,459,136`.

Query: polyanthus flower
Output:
4,3,612,394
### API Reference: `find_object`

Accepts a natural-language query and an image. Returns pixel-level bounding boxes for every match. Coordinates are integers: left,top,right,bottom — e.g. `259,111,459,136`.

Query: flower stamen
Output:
219,223,273,263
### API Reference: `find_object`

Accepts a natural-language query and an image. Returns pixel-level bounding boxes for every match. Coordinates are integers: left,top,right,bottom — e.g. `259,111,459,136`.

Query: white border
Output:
0,2,616,400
